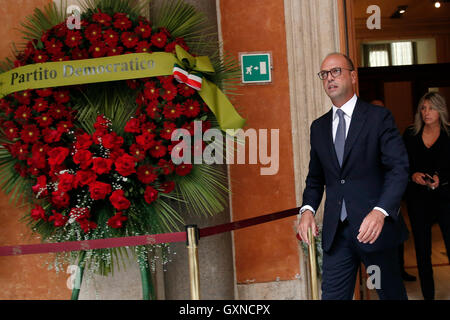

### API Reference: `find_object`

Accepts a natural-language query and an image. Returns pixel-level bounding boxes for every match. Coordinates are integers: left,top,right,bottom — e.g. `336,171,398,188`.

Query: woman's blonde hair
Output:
413,92,450,135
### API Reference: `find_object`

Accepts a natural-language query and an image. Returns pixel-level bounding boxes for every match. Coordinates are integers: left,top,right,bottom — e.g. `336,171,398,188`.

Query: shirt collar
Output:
332,94,357,119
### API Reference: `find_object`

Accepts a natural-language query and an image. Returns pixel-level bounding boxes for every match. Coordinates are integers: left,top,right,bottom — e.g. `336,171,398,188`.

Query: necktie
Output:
335,109,347,221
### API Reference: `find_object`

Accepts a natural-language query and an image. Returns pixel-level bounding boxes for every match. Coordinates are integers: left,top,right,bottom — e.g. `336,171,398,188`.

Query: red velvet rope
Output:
0,207,300,257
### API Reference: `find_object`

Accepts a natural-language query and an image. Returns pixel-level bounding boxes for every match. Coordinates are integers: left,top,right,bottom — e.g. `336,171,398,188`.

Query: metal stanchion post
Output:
308,227,319,300
186,225,200,300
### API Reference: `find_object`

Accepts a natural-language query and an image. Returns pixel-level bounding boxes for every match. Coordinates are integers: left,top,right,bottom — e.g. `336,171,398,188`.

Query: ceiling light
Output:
435,1,441,8
390,5,408,18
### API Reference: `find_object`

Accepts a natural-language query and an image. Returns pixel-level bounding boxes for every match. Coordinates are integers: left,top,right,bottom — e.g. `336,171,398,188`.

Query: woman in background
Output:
403,92,450,300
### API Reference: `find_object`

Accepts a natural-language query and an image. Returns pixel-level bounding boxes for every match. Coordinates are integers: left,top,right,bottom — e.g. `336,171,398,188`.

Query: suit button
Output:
340,179,345,184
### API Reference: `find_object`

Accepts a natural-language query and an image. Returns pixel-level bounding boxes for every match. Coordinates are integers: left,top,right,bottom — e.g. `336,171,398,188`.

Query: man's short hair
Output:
324,52,355,70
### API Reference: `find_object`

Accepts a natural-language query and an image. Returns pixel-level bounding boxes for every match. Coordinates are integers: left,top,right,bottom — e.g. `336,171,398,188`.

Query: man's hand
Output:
357,209,385,244
297,210,318,245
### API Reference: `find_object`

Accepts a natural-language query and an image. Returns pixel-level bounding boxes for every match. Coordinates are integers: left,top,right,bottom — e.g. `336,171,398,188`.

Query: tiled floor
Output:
368,211,450,300
403,265,450,300
402,213,450,300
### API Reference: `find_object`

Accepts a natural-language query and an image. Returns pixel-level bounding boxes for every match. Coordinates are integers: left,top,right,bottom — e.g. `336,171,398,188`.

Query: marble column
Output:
283,0,341,299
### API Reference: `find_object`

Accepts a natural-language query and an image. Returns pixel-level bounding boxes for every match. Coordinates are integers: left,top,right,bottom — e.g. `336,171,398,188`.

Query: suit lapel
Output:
342,98,368,167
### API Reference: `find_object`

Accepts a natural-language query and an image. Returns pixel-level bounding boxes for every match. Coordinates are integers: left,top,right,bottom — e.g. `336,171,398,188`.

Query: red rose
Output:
78,219,97,233
42,128,63,143
124,118,141,133
144,186,158,204
115,153,136,176
136,132,156,151
48,147,69,167
137,165,157,184
32,175,48,197
92,157,113,175
73,149,93,170
101,132,123,149
107,211,127,228
48,210,68,227
89,181,112,200
94,115,110,130
75,133,93,150
74,170,97,188
51,191,70,209
109,190,130,211
108,148,125,162
30,204,47,221
58,173,75,192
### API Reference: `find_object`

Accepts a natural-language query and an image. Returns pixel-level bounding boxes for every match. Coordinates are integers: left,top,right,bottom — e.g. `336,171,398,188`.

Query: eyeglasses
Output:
317,67,353,80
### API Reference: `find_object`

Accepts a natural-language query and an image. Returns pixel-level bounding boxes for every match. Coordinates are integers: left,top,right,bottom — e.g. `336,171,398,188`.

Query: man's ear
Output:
351,70,357,85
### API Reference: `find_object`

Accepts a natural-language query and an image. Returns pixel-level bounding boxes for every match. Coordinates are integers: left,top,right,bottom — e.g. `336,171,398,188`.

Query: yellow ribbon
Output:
0,45,246,130
174,45,246,130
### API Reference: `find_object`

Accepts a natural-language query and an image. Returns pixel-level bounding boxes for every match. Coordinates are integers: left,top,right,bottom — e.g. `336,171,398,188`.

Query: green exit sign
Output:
240,52,272,84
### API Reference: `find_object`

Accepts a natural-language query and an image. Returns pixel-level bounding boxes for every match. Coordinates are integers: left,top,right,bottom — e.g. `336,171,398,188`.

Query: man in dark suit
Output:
296,53,409,300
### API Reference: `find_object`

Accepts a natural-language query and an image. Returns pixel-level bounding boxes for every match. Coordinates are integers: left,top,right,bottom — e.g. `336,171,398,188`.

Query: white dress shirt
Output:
300,94,388,217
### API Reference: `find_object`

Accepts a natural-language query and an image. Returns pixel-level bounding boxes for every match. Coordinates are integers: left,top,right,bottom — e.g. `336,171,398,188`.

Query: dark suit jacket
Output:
302,98,409,253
